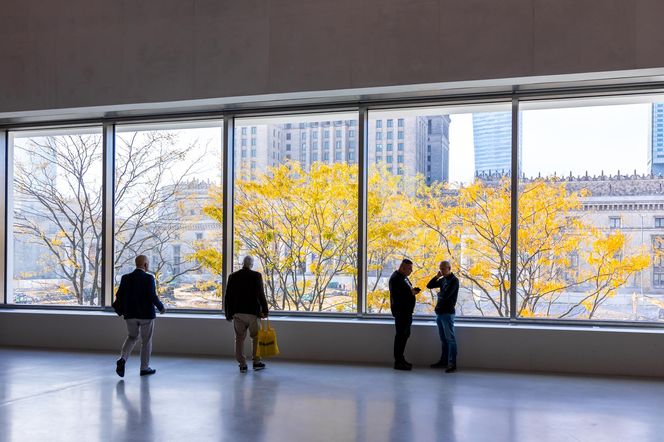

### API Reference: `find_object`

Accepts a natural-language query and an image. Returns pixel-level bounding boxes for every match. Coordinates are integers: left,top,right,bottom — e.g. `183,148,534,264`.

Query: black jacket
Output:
426,273,459,315
115,269,164,320
224,267,269,320
389,270,416,316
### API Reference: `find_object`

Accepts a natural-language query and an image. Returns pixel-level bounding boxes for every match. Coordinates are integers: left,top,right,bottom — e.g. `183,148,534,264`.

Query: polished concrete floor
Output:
0,348,662,442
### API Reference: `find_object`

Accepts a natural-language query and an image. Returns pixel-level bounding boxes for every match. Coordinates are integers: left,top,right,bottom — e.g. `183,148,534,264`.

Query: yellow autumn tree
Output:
196,163,650,318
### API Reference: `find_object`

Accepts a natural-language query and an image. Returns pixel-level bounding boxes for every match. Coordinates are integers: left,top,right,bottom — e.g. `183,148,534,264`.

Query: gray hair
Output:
242,255,254,269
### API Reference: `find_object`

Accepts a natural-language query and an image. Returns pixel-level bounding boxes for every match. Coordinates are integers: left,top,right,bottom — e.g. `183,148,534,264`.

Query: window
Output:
9,127,103,306
387,132,393,140
196,233,203,241
234,113,358,313
241,138,247,147
519,96,660,321
397,131,404,140
251,138,256,146
115,120,223,309
376,120,382,128
313,132,318,140
251,127,257,135
376,132,382,140
368,106,508,316
609,217,622,229
286,133,291,141
655,217,664,228
349,130,355,138
387,119,393,128
241,127,247,135
335,130,342,137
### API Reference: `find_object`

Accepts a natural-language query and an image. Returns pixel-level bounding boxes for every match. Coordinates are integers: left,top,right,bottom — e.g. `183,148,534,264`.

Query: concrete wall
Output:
1,0,664,113
1,310,662,377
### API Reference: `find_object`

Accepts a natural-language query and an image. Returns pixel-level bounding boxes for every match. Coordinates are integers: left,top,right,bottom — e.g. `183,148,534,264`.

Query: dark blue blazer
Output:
115,269,164,320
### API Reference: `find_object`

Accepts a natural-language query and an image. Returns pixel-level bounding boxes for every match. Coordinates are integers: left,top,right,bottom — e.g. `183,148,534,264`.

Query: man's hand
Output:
436,270,443,278
412,287,421,295
159,308,166,315
226,317,232,322
261,312,268,319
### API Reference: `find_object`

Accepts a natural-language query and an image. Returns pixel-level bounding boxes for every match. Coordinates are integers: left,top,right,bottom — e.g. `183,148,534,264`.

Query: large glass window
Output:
233,113,358,312
518,97,663,322
9,127,103,305
115,121,223,309
366,105,512,317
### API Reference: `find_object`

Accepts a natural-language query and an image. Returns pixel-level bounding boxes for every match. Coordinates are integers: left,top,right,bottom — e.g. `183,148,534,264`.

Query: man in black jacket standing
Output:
225,256,269,373
115,255,165,377
389,259,420,371
426,260,459,372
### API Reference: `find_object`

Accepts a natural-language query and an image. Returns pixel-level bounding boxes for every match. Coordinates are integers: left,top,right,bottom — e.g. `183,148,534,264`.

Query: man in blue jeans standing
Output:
426,260,459,373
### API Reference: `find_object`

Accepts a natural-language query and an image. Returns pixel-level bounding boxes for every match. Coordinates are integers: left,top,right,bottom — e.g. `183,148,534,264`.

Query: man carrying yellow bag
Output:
225,256,270,373
257,318,279,358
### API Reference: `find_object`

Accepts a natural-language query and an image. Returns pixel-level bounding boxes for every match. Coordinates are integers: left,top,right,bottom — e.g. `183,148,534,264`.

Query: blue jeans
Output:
436,314,457,366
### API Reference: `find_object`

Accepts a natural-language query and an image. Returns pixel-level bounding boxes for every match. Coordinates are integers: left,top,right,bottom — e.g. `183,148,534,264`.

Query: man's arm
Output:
149,275,165,313
112,276,126,315
224,274,235,320
426,275,441,290
257,274,269,317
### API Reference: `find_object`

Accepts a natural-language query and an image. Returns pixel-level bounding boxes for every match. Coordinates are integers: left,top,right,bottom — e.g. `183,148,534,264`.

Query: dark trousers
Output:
436,313,457,366
393,314,412,363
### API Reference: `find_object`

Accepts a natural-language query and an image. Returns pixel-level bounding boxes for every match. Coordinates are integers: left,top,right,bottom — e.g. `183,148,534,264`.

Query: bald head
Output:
439,260,451,276
242,255,254,269
135,255,149,271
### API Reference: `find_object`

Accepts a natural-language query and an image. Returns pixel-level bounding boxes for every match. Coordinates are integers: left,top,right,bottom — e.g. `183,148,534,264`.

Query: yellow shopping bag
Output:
257,319,280,357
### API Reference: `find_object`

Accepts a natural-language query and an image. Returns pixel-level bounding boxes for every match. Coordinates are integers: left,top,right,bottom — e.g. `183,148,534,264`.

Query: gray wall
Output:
1,0,664,113
1,311,662,377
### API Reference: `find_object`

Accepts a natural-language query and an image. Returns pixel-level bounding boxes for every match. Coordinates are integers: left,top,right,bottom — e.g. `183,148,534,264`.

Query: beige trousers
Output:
233,313,260,365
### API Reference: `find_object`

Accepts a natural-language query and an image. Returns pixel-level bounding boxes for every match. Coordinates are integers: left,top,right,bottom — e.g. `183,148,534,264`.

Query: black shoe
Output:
253,362,266,371
239,364,248,373
140,368,156,376
445,365,457,373
403,360,413,368
116,358,126,377
430,360,447,369
393,362,412,371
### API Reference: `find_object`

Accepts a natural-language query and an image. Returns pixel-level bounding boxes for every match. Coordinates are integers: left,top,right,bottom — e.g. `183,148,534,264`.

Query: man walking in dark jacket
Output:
115,255,165,377
389,259,420,371
426,260,459,372
225,256,269,373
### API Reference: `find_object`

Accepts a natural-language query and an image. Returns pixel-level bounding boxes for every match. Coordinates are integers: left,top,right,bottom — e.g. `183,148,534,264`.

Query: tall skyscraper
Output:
423,115,451,185
650,103,664,175
472,112,513,176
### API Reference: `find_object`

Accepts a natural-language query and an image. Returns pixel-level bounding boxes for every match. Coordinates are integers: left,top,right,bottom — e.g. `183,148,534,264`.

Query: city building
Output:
236,114,452,184
650,102,664,175
472,112,518,177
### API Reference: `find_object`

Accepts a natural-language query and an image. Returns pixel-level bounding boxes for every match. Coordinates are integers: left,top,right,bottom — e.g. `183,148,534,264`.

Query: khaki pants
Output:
233,313,260,365
120,318,155,371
